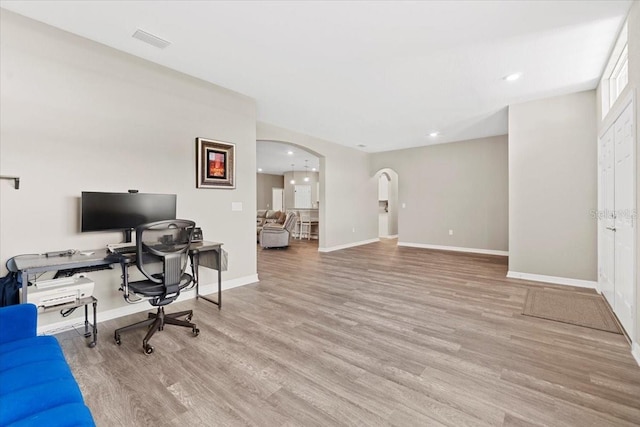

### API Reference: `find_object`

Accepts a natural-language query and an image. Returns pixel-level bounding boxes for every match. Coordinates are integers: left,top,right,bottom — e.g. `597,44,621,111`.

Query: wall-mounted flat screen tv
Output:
81,192,177,234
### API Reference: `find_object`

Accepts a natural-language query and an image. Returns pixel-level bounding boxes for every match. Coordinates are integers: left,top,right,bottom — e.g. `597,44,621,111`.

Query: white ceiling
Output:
257,140,320,176
0,1,632,153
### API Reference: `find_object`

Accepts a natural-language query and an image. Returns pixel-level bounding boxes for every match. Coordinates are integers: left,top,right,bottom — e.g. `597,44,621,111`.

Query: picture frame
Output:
196,137,236,189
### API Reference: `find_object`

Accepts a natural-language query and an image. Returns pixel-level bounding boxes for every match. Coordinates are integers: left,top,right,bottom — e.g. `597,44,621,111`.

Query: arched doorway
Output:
256,139,325,248
375,168,398,239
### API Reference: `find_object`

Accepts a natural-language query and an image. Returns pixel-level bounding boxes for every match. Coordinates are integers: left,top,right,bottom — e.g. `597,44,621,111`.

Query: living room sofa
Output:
0,303,95,426
259,211,298,248
257,209,286,241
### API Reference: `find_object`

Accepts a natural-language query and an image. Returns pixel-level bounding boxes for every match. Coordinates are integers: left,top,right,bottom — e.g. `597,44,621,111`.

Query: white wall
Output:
370,135,508,253
509,90,597,281
0,11,258,326
257,122,378,250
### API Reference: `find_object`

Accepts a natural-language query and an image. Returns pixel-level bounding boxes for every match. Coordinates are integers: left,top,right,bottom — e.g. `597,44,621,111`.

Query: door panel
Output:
613,102,635,336
272,188,284,212
600,126,615,305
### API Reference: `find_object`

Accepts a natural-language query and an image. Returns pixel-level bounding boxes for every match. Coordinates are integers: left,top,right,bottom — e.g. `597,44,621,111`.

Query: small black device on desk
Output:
45,249,76,257
192,227,203,242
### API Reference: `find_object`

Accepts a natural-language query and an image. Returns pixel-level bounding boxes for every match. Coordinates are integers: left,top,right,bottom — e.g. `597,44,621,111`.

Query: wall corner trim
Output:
36,274,259,335
318,238,380,253
398,242,508,256
632,342,640,367
506,271,597,289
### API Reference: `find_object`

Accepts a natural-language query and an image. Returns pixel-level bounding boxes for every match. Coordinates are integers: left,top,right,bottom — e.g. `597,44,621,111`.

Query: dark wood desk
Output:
12,240,223,309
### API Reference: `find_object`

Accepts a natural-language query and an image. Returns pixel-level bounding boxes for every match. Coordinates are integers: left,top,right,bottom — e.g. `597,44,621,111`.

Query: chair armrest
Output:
262,223,284,230
0,304,37,345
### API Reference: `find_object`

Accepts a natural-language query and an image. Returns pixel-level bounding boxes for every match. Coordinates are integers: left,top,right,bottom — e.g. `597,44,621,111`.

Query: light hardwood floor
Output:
58,239,640,426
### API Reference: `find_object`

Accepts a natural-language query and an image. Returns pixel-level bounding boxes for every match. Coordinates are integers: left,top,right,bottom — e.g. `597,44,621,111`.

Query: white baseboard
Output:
506,271,597,289
318,238,380,253
632,342,640,367
380,235,398,239
37,273,259,335
197,274,259,296
398,242,508,256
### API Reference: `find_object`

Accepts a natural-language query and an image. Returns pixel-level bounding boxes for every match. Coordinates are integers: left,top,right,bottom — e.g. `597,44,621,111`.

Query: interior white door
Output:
600,126,615,305
272,188,284,212
613,101,635,336
294,185,312,208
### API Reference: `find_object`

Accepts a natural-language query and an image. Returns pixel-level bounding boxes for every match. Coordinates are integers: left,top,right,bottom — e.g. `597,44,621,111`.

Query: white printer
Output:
21,274,95,309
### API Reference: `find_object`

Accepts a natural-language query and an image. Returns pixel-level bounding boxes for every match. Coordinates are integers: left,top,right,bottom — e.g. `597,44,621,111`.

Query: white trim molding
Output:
506,271,597,289
197,274,259,296
398,242,508,256
380,235,398,239
37,274,259,335
318,238,380,253
632,342,640,367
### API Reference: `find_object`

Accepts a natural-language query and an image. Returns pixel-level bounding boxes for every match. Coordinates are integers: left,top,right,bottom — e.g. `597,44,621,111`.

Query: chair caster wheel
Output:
88,341,96,348
114,334,121,345
143,344,154,355
192,328,200,337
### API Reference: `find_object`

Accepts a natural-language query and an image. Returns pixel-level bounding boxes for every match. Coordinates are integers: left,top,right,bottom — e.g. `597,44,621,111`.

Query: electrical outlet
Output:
352,227,356,233
449,229,454,236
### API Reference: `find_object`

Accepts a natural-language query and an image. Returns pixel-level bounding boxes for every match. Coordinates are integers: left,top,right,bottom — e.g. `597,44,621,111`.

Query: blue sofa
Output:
0,304,95,426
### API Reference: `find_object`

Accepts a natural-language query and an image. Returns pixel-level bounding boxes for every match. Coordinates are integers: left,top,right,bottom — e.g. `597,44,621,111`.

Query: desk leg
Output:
193,250,221,309
84,304,89,338
84,299,97,348
217,249,222,309
21,272,29,304
91,298,97,348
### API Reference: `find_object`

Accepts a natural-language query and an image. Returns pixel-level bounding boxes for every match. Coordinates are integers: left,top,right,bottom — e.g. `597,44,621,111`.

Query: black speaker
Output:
192,227,203,242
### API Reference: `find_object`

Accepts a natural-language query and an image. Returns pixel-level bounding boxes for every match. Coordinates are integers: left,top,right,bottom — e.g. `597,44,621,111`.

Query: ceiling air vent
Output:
132,29,171,49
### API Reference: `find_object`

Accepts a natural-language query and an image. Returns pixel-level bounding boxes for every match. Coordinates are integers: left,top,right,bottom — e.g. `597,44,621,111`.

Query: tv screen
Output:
81,192,177,233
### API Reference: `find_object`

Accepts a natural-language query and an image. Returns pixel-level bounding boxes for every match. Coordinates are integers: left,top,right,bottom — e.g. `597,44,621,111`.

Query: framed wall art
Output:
196,137,236,189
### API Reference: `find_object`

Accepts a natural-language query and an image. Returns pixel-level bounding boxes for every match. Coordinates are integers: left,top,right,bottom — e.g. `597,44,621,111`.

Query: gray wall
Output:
509,90,597,281
257,122,378,250
0,11,258,326
370,135,508,252
256,173,284,210
596,1,640,347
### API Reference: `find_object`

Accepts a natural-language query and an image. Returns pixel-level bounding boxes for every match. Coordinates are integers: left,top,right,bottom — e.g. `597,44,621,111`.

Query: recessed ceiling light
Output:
132,29,171,49
312,168,316,172
287,150,294,155
429,132,439,137
257,168,262,172
504,72,522,82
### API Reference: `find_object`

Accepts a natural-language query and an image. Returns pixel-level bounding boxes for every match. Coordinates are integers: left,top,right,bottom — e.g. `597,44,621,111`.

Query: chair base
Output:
114,307,199,354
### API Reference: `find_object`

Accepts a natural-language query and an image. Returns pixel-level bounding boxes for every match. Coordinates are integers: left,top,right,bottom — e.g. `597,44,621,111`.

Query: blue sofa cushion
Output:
0,336,64,370
0,304,95,426
5,403,95,427
0,377,86,425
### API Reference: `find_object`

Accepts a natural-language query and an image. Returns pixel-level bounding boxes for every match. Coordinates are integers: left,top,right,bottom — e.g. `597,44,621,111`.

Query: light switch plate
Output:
231,202,243,211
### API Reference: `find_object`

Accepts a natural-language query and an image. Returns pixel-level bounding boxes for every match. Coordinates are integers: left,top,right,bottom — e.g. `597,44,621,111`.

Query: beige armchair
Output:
259,211,298,248
257,209,285,242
